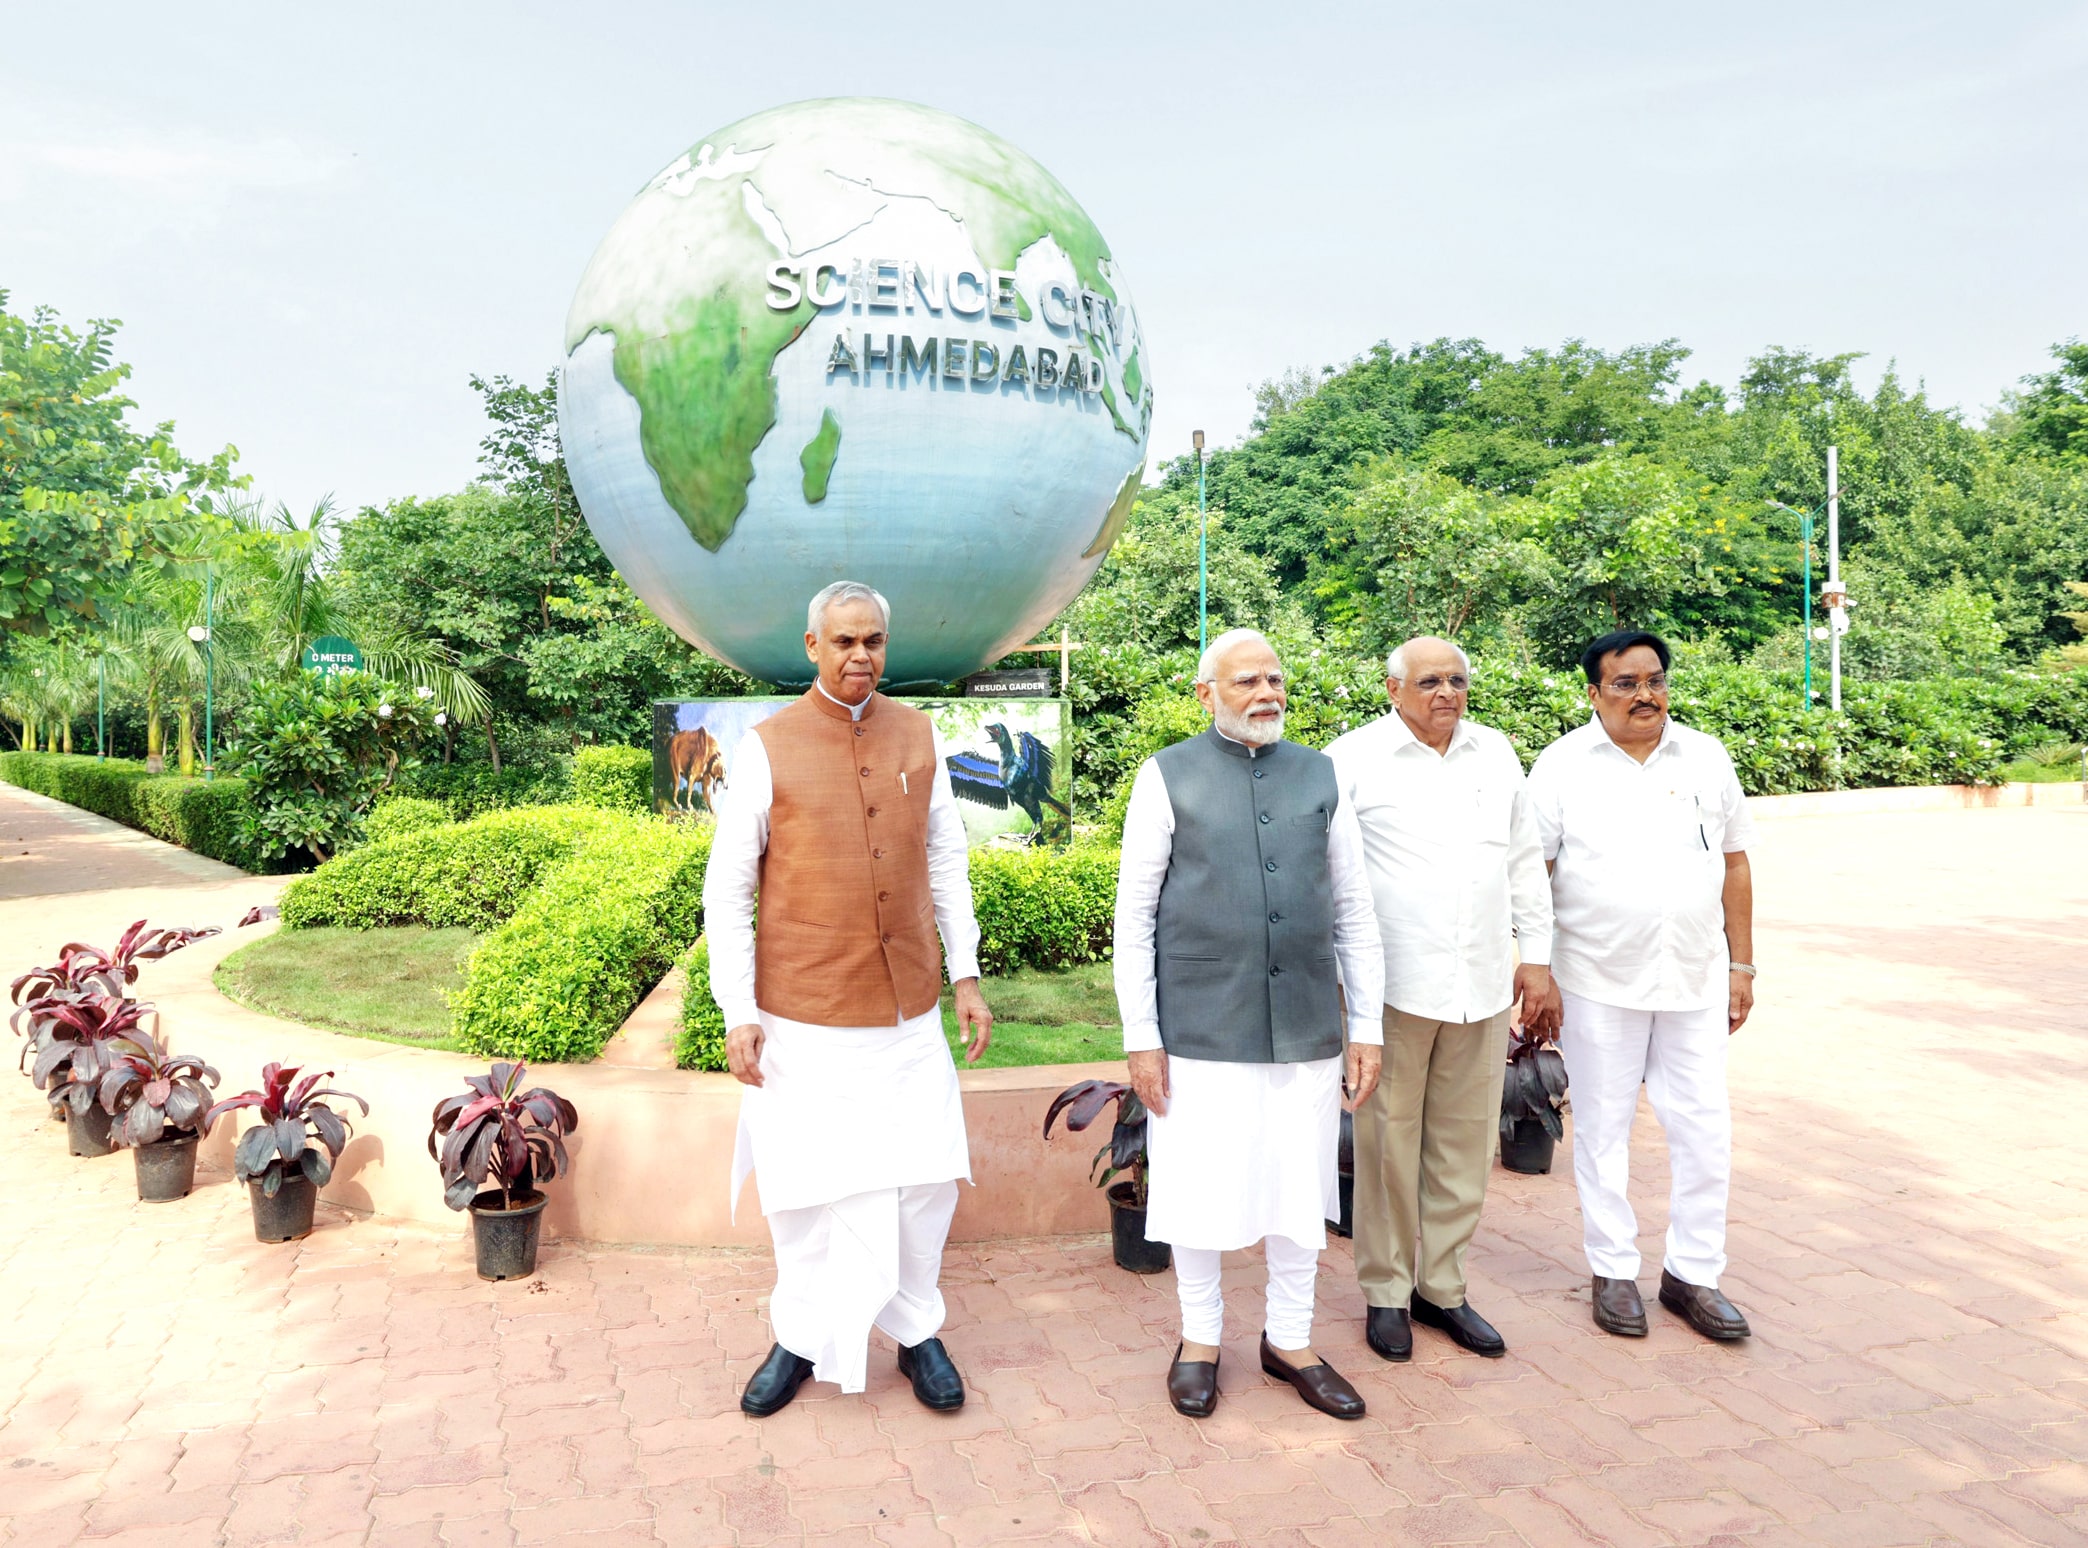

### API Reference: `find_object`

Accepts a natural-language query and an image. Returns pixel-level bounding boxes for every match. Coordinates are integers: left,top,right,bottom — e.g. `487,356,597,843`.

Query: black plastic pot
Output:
470,1188,549,1281
250,1174,318,1242
1327,1109,1356,1238
66,1102,116,1158
134,1134,200,1202
1499,1118,1557,1175
1107,1180,1172,1274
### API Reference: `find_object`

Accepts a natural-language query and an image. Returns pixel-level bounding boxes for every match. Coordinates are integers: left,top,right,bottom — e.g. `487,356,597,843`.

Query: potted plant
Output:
428,1061,579,1281
12,921,221,1134
1043,1079,1168,1274
26,993,156,1156
205,1064,369,1242
98,1027,221,1202
1500,1027,1568,1174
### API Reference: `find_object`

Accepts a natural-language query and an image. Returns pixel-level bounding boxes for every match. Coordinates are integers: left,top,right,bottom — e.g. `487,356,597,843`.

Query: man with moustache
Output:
1326,636,1553,1364
704,580,996,1415
1527,629,1756,1342
1113,627,1386,1419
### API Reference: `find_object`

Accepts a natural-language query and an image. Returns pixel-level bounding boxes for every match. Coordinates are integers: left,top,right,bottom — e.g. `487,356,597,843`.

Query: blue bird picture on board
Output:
946,723,1071,846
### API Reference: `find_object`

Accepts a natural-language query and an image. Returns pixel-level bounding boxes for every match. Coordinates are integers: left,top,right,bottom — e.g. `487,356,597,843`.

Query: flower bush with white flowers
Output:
223,673,432,866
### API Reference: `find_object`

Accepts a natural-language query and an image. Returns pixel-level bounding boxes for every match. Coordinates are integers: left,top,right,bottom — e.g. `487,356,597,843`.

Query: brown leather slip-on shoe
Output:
1592,1276,1649,1337
1166,1344,1220,1417
1259,1336,1366,1419
1658,1270,1751,1340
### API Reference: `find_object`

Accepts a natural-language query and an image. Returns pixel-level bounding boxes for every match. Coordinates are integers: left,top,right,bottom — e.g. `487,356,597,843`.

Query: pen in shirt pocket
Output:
1694,794,1708,850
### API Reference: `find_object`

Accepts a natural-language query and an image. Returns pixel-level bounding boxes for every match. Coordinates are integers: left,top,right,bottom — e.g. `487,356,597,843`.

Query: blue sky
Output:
4,2,2084,515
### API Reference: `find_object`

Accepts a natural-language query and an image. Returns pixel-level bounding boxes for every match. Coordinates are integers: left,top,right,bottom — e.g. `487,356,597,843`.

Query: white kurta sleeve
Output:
700,731,772,1030
1527,750,1565,862
1718,748,1756,853
1111,759,1174,1054
1506,769,1555,966
926,728,982,982
1327,797,1386,1045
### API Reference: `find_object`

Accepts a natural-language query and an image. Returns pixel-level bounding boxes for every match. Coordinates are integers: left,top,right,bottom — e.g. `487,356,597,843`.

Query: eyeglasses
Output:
1603,673,1669,697
1411,674,1469,693
1220,672,1285,691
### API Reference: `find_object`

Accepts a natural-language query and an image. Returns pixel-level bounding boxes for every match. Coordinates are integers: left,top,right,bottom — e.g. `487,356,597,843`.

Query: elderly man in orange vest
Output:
703,581,995,1417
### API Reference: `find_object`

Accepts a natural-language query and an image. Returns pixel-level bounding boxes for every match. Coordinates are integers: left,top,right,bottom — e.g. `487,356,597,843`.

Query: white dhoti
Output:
732,1006,970,1394
1145,1053,1343,1347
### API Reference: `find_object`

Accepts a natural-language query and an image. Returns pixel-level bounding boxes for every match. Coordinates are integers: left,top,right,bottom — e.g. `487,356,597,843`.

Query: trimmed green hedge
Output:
363,796,451,844
676,939,729,1073
278,805,620,932
392,761,572,819
572,744,652,812
0,751,261,869
453,821,711,1064
970,845,1121,975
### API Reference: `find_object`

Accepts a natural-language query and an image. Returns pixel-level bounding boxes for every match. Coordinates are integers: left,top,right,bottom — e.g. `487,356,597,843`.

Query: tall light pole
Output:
1194,429,1208,657
1823,445,1846,712
1767,499,1818,711
187,563,215,780
97,651,107,759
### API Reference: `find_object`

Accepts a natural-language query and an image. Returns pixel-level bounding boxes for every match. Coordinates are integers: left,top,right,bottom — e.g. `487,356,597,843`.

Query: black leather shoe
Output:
1658,1270,1751,1341
1411,1294,1506,1357
1592,1276,1648,1337
1259,1336,1366,1419
1365,1306,1412,1362
1166,1343,1220,1417
897,1337,966,1410
740,1344,815,1416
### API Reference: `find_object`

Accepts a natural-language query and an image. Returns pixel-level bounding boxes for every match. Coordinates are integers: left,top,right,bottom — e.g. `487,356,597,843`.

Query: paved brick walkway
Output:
2,786,2086,1546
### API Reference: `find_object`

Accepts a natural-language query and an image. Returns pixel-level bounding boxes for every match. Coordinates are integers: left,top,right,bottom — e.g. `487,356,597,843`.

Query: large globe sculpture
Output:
558,98,1153,686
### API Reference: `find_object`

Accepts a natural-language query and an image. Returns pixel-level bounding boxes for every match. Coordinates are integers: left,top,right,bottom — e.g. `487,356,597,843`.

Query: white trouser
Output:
768,1180,958,1393
1173,1235,1321,1349
1558,990,1731,1287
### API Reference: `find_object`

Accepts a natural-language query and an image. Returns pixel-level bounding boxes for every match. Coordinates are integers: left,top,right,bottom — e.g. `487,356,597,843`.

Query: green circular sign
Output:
302,636,363,677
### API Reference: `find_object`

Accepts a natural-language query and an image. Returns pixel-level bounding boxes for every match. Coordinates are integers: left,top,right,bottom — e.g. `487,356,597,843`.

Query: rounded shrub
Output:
364,796,452,844
572,745,652,813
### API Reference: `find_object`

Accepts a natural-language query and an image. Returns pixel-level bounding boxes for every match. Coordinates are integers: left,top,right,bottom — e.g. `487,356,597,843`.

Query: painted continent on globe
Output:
558,97,1153,685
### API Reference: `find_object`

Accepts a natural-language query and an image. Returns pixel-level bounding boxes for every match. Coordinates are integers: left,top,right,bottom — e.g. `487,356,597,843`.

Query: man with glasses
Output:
1326,637,1553,1364
1113,628,1386,1419
1526,629,1757,1342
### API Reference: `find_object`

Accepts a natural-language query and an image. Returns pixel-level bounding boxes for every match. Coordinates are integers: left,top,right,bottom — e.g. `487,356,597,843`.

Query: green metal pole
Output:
203,567,215,780
1195,431,1208,657
97,654,106,759
1801,511,1813,712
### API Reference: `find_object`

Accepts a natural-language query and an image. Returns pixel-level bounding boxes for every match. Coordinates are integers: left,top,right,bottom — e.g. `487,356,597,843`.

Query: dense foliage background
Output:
6,285,2086,834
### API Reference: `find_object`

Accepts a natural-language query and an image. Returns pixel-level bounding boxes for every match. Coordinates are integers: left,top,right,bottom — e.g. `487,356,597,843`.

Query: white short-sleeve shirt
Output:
1525,716,1754,1012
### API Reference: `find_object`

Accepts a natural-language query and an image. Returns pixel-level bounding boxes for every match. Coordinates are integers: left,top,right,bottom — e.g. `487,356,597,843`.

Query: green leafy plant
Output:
675,939,729,1072
222,673,432,865
278,804,619,931
571,744,651,812
450,819,709,1063
363,795,452,844
204,1063,368,1196
0,752,261,867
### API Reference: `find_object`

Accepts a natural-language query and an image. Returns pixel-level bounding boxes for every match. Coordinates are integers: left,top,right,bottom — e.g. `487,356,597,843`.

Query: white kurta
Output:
1112,741,1386,1252
701,695,983,1391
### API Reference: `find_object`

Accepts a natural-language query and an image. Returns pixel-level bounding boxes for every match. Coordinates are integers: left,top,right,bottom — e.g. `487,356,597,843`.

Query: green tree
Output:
0,293,240,639
2007,341,2088,464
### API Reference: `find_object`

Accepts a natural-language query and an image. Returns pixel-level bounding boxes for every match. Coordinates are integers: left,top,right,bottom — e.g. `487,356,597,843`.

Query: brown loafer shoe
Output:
1659,1270,1750,1341
1166,1344,1220,1418
1259,1336,1366,1419
1592,1275,1648,1337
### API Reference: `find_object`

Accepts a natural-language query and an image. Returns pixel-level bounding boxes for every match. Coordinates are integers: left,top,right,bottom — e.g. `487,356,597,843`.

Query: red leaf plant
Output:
97,1027,221,1148
204,1064,369,1198
428,1062,579,1212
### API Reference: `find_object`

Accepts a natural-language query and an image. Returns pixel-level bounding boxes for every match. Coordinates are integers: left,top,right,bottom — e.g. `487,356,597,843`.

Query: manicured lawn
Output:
215,926,478,1051
940,960,1122,1069
1997,747,2084,783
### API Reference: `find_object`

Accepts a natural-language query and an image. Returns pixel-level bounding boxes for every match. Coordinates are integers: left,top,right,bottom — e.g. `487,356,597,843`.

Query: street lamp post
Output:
187,568,214,781
1194,429,1208,658
1768,499,1818,712
97,653,106,759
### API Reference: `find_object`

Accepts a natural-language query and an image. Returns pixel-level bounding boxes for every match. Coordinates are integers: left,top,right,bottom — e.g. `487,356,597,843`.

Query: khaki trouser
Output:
1354,1006,1513,1308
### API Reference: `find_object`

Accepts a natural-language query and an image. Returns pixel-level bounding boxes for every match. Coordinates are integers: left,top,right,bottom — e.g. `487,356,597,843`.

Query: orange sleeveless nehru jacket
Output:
751,689,945,1027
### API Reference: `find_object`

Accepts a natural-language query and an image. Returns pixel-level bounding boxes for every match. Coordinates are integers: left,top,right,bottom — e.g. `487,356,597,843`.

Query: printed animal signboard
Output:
651,697,1073,848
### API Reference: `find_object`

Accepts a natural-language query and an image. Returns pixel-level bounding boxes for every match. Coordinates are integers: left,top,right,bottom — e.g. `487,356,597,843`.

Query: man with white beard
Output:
1113,628,1386,1419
